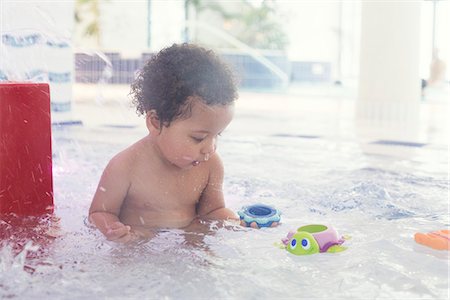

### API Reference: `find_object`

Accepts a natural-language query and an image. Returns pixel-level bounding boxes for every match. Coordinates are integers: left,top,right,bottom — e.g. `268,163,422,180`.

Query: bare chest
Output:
120,165,208,228
129,173,206,209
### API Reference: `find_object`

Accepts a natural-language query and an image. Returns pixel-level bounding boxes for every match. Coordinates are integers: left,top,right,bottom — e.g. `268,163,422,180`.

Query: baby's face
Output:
155,98,234,169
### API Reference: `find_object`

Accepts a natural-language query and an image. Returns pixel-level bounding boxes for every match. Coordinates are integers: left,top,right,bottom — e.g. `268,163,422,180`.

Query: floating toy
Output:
414,230,450,251
281,224,347,255
238,204,281,228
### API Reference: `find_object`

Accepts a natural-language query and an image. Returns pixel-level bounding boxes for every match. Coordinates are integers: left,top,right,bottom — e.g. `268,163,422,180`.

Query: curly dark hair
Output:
130,43,238,126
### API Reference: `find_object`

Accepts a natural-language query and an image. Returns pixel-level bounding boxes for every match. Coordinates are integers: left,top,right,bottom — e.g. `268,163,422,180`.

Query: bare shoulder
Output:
200,153,225,190
206,153,224,175
106,148,134,176
107,138,147,172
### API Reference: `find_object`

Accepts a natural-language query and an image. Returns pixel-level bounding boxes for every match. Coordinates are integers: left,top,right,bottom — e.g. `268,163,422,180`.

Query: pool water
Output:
1,91,448,299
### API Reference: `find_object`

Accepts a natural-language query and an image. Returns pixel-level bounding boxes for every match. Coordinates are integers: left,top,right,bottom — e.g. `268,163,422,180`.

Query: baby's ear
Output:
146,110,161,133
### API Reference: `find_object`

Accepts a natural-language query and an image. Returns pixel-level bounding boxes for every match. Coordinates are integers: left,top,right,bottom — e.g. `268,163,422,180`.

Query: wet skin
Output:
89,97,238,243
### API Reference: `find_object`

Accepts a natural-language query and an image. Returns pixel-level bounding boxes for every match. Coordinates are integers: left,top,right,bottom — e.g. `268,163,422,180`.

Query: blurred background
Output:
71,0,448,87
0,0,448,126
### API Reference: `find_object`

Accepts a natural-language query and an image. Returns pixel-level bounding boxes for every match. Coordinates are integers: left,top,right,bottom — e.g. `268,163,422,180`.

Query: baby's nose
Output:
201,140,216,155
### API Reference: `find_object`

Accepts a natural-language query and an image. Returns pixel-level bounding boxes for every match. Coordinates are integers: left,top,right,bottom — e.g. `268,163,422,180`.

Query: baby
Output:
89,44,239,243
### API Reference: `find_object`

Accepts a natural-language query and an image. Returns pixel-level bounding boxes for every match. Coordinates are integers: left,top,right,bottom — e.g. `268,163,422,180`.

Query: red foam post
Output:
0,82,54,215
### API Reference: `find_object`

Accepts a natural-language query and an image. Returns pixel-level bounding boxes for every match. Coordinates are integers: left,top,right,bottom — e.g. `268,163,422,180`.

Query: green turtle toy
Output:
281,224,348,255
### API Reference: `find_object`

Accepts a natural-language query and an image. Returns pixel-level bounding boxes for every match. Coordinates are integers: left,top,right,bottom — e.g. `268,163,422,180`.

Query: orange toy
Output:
414,230,450,251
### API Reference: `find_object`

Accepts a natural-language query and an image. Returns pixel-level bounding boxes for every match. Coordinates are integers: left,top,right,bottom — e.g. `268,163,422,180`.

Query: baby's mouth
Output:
192,153,210,166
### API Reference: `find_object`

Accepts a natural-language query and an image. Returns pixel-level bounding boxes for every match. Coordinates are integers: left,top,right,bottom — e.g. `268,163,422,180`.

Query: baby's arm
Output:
196,155,239,222
89,154,136,243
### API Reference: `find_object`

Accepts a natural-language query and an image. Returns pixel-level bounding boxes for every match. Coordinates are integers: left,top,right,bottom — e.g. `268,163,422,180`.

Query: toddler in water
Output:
89,44,239,243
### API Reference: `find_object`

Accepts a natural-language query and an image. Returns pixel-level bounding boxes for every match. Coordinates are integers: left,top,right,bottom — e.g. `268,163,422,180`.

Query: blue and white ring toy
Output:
238,204,281,227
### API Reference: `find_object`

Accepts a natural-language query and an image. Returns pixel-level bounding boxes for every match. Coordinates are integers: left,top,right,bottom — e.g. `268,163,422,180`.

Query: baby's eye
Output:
191,136,204,143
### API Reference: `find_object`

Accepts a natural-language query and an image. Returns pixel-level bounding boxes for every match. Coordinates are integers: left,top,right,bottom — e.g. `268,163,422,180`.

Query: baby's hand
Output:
105,221,134,243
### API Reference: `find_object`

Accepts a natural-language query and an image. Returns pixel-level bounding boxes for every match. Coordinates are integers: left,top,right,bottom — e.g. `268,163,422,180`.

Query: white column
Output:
357,1,422,123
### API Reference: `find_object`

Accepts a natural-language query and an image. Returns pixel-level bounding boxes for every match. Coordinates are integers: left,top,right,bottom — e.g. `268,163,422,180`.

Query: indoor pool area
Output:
1,85,448,299
1,1,449,299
